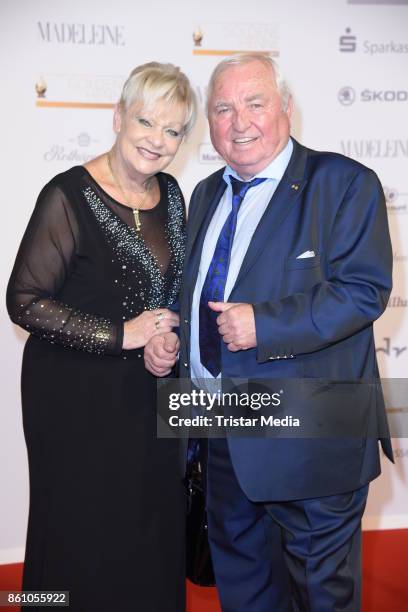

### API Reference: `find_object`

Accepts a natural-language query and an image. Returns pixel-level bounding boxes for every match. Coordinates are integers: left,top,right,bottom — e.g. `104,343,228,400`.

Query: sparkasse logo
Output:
339,28,357,52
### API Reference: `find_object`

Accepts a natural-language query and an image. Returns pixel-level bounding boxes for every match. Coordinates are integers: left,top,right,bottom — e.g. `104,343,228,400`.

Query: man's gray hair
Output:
206,53,291,114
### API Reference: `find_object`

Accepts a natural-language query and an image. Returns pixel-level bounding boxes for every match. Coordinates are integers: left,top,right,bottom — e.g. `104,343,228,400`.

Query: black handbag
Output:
185,461,215,586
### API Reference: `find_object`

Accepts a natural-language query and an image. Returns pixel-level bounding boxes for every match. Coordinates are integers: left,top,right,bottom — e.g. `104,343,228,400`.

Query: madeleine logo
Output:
340,140,408,159
37,22,125,45
35,76,47,98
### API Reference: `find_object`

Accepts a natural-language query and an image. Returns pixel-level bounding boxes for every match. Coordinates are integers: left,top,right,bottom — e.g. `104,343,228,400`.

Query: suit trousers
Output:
205,438,368,612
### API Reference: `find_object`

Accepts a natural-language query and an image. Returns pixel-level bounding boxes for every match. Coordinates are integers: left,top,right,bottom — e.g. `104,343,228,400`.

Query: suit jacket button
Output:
183,362,188,368
184,319,189,324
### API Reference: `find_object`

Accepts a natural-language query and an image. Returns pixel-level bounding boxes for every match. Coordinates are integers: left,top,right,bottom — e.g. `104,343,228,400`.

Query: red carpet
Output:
1,530,407,611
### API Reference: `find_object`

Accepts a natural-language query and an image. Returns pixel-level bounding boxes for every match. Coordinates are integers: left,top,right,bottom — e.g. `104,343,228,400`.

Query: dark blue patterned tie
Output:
199,176,267,377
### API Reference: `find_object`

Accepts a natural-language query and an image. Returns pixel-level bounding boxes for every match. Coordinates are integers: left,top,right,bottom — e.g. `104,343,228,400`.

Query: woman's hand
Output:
122,309,179,350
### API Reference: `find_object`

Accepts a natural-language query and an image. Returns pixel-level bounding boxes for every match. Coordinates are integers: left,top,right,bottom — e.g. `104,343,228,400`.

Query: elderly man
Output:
145,53,393,611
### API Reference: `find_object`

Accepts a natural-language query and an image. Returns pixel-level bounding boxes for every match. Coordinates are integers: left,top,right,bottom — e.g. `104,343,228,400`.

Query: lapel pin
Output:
291,183,299,191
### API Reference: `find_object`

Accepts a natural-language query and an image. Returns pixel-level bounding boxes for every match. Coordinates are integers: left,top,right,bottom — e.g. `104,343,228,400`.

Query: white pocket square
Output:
296,250,316,259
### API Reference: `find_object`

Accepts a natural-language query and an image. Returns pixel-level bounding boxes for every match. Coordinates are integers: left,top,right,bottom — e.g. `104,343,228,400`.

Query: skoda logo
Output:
338,86,356,106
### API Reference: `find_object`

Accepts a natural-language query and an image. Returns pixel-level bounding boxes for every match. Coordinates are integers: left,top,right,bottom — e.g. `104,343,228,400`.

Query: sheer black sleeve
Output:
6,182,123,355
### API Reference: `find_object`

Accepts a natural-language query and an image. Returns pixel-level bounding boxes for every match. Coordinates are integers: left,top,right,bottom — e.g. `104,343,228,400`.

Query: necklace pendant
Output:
133,209,142,232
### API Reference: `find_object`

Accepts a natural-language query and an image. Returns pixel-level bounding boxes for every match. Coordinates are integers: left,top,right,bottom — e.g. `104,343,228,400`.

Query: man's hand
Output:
209,301,257,352
144,332,180,376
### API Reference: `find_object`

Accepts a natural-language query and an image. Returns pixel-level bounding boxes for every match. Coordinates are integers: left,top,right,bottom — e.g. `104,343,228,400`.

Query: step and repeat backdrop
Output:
1,0,407,562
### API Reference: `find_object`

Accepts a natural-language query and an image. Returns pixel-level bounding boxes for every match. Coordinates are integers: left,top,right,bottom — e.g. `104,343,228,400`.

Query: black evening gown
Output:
7,167,186,612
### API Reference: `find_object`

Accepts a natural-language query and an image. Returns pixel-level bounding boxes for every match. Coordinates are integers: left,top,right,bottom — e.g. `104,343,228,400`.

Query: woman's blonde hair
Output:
119,62,197,134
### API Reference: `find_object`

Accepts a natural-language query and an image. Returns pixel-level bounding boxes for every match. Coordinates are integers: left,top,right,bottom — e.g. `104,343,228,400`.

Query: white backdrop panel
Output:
1,0,407,561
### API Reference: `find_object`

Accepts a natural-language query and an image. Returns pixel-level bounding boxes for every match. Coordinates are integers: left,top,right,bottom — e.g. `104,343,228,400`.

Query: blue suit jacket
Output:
178,138,393,501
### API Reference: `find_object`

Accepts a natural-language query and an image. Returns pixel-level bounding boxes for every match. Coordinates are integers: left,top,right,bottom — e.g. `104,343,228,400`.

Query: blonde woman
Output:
7,62,196,612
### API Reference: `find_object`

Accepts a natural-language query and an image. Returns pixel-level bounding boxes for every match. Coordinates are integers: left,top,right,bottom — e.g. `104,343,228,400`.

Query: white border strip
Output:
363,515,408,531
0,548,24,565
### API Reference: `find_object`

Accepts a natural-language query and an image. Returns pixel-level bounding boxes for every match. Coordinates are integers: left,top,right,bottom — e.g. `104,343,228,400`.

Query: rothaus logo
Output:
339,26,408,54
38,22,125,45
340,140,408,158
338,86,408,105
44,133,98,163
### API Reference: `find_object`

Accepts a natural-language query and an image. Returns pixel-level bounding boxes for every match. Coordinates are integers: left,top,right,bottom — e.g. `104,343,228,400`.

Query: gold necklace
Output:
107,153,150,232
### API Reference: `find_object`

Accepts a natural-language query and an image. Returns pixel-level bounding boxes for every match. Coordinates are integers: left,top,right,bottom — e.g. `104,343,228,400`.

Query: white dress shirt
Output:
190,138,294,380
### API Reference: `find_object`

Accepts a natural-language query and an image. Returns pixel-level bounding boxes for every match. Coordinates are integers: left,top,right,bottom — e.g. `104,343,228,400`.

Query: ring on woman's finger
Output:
156,312,165,322
155,320,160,330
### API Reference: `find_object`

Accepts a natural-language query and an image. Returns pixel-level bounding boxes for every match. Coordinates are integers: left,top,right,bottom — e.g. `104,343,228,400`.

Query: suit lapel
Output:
232,139,309,291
